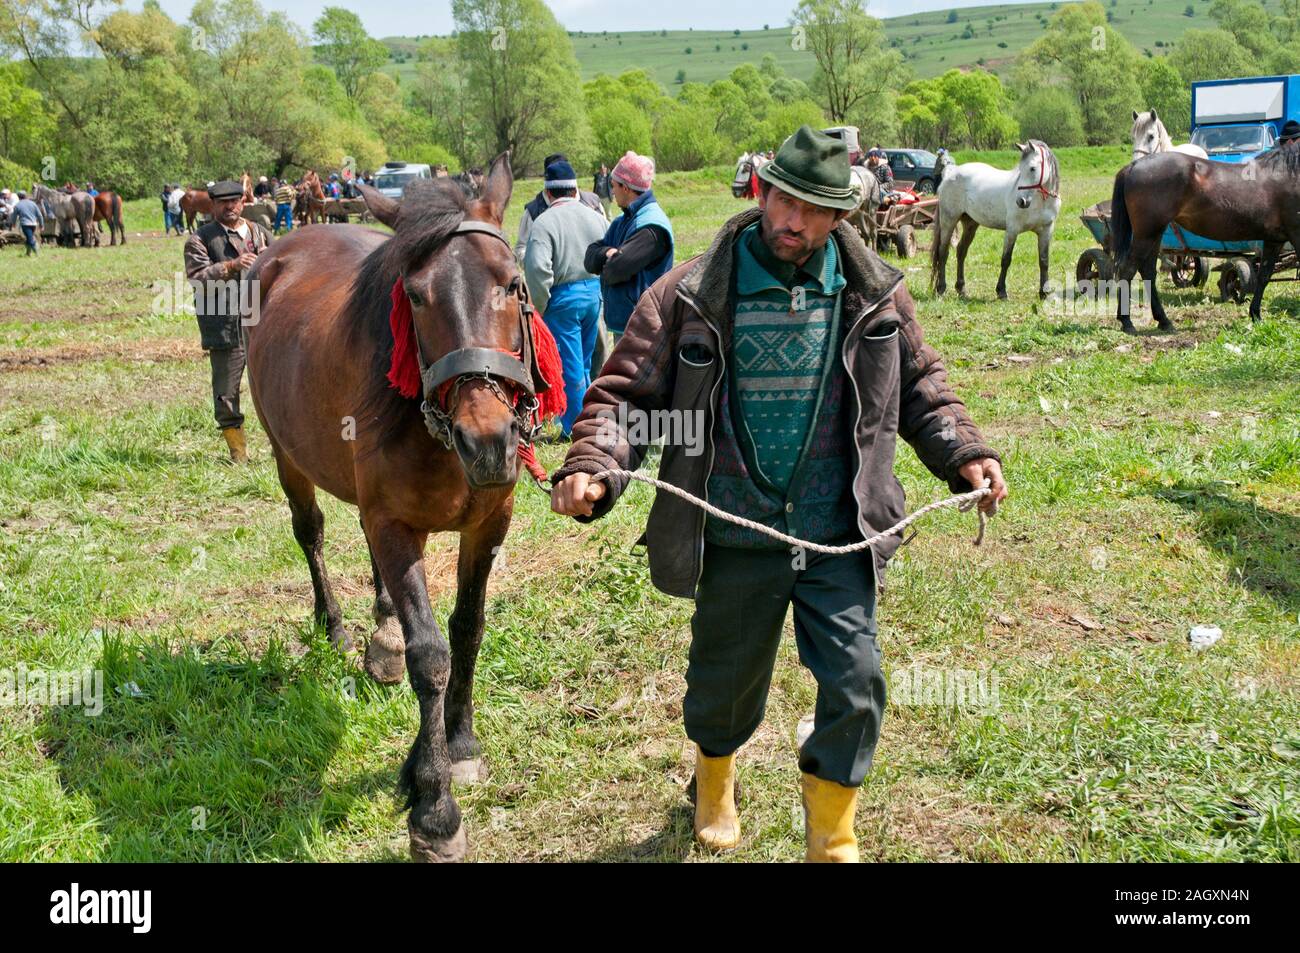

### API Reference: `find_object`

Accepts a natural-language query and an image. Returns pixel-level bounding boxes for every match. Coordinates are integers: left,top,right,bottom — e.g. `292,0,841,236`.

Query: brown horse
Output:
179,187,212,233
246,153,543,862
295,170,325,225
1110,146,1300,331
91,191,126,245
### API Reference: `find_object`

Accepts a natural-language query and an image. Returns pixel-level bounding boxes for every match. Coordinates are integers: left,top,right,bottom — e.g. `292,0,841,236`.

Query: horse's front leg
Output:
367,515,465,863
996,228,1018,300
445,505,512,784
1036,227,1054,300
1250,241,1283,322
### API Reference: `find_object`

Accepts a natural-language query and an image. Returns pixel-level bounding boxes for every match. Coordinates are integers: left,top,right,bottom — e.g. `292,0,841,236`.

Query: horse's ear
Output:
479,151,513,225
1133,110,1140,121
1150,108,1158,123
358,183,399,229
1016,142,1030,155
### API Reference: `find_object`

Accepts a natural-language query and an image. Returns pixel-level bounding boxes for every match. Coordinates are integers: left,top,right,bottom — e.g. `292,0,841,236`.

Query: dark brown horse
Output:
179,188,212,233
1110,146,1300,331
91,191,126,245
246,153,543,862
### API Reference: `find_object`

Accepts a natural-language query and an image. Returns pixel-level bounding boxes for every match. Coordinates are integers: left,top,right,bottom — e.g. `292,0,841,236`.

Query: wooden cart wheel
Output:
1075,247,1112,299
894,224,917,258
1169,255,1209,289
1217,258,1255,304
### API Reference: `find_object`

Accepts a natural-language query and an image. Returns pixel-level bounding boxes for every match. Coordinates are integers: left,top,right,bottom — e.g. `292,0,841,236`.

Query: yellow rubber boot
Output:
222,426,248,464
693,745,740,851
801,773,860,863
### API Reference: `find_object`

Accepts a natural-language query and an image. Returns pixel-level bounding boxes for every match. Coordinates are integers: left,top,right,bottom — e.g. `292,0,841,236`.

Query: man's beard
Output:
759,214,813,263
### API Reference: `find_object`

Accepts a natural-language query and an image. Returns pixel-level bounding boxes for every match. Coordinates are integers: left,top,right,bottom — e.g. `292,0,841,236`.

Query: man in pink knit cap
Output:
584,150,675,342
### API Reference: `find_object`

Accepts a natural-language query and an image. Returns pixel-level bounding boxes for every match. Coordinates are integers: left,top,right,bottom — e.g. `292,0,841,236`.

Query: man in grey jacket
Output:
524,159,609,436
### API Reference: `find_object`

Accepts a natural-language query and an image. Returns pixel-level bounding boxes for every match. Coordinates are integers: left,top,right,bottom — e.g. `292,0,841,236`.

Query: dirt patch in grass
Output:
0,336,198,370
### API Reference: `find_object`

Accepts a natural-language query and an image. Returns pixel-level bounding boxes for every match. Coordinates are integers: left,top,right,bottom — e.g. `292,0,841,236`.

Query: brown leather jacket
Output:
552,206,999,599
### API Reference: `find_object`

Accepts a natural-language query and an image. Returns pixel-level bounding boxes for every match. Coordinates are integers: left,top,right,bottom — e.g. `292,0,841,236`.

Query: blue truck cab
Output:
1190,74,1300,162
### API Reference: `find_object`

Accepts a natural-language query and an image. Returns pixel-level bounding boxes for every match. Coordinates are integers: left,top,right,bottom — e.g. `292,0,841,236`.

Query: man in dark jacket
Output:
551,126,1006,863
583,150,674,344
183,179,271,463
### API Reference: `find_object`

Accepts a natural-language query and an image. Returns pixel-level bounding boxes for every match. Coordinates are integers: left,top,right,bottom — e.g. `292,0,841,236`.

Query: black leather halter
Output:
412,219,544,448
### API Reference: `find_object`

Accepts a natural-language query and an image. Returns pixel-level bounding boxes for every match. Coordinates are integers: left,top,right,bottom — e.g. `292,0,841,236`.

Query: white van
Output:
375,161,432,199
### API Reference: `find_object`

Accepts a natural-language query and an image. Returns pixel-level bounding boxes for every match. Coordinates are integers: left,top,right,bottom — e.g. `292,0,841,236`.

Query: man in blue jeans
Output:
11,191,45,256
523,159,609,436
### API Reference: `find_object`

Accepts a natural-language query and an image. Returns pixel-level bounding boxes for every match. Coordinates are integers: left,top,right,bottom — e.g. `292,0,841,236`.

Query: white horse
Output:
1131,109,1207,161
930,140,1062,300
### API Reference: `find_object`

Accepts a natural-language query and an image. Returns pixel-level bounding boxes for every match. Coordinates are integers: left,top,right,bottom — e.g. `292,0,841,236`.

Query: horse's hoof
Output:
451,757,488,785
328,626,353,652
408,821,467,863
996,291,1009,301
364,617,405,684
1120,323,1137,335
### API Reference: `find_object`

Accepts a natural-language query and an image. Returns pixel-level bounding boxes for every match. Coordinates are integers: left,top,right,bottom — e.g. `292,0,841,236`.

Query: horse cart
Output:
873,193,939,258
1076,199,1299,304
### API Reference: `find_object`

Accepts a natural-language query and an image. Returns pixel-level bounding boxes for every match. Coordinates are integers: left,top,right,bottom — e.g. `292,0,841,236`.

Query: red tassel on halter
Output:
387,278,564,489
529,314,566,422
387,277,422,399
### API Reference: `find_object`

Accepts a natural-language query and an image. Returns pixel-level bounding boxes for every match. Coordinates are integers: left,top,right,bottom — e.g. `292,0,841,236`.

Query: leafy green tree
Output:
1019,1,1143,144
792,0,907,126
0,62,54,166
589,97,652,162
312,7,388,99
1137,55,1190,138
1013,85,1085,146
653,101,723,170
1169,29,1254,83
452,0,594,173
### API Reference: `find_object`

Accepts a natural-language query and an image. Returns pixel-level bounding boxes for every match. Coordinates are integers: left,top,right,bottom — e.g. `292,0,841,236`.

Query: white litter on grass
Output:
116,681,145,697
1189,625,1223,650
1223,343,1244,356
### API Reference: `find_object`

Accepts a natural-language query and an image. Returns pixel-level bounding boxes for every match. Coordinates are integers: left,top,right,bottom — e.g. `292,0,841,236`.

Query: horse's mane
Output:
346,177,470,449
1258,141,1300,177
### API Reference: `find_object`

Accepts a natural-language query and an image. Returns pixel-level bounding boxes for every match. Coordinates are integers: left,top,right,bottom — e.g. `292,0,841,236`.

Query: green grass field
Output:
1,147,1297,861
382,0,1287,89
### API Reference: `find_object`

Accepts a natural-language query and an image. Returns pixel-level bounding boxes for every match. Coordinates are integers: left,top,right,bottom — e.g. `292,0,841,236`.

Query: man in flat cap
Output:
1280,119,1300,150
550,126,1007,862
184,179,271,463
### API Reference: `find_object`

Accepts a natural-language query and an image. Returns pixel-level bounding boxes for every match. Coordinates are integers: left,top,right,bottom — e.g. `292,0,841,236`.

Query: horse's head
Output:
360,153,529,489
1014,140,1058,209
1131,109,1165,161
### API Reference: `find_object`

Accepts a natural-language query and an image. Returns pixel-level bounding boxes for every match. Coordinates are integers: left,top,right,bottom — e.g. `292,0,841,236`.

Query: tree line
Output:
3,0,1299,199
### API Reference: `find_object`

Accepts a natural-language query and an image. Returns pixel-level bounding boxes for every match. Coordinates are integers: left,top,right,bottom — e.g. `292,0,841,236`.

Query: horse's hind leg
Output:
1036,227,1054,300
367,517,465,862
1114,236,1159,334
362,516,405,684
445,508,512,784
273,448,349,650
955,215,979,296
1138,247,1172,331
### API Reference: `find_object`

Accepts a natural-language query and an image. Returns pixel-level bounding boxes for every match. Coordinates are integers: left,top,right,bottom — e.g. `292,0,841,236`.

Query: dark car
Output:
884,149,941,193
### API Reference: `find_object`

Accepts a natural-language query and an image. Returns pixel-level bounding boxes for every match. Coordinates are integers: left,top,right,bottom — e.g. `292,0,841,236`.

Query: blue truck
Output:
1077,74,1299,303
1190,74,1300,162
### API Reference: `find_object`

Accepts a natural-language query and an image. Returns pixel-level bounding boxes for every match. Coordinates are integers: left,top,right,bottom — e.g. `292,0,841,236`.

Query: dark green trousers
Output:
208,345,246,431
685,543,885,788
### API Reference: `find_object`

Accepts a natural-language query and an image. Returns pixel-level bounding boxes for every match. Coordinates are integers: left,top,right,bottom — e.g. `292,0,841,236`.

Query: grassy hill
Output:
383,0,1285,89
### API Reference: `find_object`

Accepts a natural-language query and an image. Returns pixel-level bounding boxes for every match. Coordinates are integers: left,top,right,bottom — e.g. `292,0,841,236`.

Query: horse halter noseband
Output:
1017,143,1059,200
411,220,542,449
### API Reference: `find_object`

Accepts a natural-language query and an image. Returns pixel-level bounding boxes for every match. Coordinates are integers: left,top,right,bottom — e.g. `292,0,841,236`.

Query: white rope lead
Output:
592,469,993,554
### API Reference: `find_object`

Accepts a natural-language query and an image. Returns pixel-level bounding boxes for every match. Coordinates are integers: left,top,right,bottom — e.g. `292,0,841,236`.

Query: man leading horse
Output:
550,126,1007,863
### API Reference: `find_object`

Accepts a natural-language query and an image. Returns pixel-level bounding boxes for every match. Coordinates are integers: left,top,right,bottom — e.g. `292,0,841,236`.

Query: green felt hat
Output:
757,125,857,211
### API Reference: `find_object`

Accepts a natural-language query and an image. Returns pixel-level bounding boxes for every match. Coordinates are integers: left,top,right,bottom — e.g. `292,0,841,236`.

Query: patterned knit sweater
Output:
704,224,860,549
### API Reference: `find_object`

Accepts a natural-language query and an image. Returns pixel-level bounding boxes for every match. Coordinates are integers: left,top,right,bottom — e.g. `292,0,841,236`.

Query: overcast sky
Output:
127,0,1027,38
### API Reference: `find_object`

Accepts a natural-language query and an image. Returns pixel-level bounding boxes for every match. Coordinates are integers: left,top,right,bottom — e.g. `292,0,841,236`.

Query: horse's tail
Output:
1110,168,1131,263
